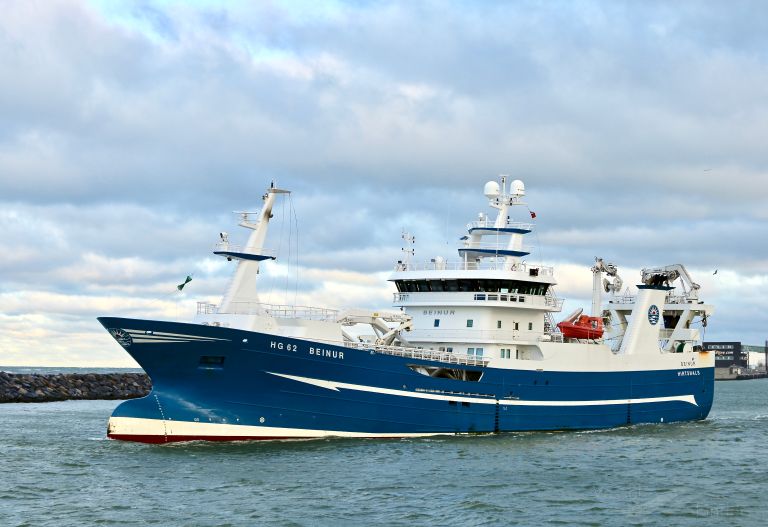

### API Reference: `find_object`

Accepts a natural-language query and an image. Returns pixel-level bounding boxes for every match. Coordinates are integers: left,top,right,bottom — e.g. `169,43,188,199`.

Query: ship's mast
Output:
460,175,530,269
218,185,289,313
492,175,527,268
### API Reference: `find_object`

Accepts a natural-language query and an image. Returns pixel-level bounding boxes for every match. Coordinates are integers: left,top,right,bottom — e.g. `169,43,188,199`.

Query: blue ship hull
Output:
99,317,714,443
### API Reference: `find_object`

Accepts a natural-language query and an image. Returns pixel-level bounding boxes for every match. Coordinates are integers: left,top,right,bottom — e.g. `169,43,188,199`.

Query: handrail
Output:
330,339,489,367
197,301,339,321
392,291,563,310
608,293,704,305
197,302,218,314
406,328,548,342
460,242,533,252
394,260,555,274
467,220,534,231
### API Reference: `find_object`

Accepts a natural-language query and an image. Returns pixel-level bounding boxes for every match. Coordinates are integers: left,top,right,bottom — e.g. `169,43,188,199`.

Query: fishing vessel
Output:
99,178,715,443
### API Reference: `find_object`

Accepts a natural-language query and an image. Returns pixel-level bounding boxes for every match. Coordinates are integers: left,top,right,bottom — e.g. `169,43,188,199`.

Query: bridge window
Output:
394,279,549,295
434,319,440,327
466,319,474,328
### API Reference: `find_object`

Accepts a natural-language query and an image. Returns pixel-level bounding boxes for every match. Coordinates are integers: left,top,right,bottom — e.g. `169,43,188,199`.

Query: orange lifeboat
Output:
557,309,604,340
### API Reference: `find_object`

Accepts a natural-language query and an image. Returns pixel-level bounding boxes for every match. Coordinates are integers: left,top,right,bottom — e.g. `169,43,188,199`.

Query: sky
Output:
1,0,767,366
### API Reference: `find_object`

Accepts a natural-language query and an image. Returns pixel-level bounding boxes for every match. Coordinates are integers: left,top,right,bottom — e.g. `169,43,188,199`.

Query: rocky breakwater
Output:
0,372,152,403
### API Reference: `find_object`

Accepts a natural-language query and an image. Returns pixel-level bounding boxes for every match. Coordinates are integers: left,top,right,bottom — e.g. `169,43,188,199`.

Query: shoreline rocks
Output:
0,372,151,403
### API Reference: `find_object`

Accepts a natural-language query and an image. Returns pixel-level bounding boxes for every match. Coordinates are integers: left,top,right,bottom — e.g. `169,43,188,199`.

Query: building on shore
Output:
704,342,767,380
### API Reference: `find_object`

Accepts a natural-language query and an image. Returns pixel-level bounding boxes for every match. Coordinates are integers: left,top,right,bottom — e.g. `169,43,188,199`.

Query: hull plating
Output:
99,317,714,443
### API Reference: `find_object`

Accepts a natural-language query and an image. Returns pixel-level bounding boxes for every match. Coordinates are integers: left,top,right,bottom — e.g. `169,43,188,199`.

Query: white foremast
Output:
219,186,289,313
199,184,413,348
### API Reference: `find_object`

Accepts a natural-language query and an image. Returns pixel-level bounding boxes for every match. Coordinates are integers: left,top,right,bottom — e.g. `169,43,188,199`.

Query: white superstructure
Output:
194,177,713,373
390,176,562,360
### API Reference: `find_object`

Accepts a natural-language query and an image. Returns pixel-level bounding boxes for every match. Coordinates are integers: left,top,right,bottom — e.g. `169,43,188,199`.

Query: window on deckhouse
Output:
394,279,549,295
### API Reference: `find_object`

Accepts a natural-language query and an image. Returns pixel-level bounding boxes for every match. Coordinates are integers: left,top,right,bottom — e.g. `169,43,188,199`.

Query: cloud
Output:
1,0,767,365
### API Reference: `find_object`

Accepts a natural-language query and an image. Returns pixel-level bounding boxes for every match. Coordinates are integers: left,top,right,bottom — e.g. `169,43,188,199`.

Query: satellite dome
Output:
484,181,500,198
510,179,525,197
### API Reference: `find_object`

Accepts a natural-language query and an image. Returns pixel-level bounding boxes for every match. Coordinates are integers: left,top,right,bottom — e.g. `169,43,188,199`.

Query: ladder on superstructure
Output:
544,286,559,334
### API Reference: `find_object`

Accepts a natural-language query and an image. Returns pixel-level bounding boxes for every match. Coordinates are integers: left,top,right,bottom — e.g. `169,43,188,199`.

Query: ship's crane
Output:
336,310,413,346
591,257,622,316
641,264,700,299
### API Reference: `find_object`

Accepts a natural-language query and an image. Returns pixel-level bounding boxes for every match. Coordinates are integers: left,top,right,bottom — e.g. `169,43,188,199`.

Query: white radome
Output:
483,181,500,198
511,179,525,197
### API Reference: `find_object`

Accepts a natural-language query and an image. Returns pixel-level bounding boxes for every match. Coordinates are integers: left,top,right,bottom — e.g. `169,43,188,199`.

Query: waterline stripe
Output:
108,417,442,440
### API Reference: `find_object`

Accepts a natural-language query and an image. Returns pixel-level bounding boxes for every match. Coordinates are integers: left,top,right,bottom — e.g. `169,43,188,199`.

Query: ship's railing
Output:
544,291,562,309
394,260,555,274
467,220,534,231
334,340,489,367
197,302,219,314
197,301,339,321
405,328,554,343
460,242,533,252
261,303,339,320
546,332,564,343
393,291,563,310
608,293,702,305
212,243,276,256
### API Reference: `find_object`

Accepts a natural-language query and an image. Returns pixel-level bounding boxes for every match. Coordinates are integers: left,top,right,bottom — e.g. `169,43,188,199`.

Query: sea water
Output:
1,376,766,526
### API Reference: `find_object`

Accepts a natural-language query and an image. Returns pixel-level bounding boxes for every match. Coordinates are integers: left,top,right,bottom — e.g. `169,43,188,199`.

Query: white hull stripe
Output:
108,417,442,439
268,372,699,407
124,329,230,343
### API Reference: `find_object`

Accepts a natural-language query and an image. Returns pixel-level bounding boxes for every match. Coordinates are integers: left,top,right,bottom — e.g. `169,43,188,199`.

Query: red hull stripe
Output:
107,433,405,444
109,433,300,443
